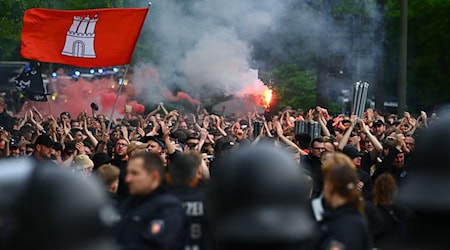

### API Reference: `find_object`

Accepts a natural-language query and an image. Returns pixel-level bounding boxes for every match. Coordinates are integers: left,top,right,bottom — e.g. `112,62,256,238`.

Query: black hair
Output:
169,154,198,186
309,137,324,149
294,133,311,150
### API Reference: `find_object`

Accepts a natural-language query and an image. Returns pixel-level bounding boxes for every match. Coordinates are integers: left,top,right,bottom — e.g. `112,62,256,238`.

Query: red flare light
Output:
263,89,273,108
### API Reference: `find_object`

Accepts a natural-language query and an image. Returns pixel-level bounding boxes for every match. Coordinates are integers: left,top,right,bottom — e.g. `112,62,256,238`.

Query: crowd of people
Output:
0,94,443,249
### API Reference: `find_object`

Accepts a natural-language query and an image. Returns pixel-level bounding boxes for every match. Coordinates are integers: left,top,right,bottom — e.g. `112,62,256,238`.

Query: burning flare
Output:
237,79,274,109
263,89,273,108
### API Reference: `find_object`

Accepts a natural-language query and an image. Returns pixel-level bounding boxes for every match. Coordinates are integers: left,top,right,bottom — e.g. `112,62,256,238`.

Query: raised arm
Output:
275,121,308,156
162,121,176,155
196,128,208,152
337,115,357,151
83,117,98,147
360,120,382,153
318,114,331,137
215,116,228,137
159,102,169,116
147,104,161,117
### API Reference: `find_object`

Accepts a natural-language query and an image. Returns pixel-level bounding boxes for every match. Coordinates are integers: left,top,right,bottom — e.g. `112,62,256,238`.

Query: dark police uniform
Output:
117,187,187,250
317,204,372,250
169,185,213,250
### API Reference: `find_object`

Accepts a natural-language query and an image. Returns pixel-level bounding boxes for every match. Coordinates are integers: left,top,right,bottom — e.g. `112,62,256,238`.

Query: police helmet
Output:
0,158,118,250
208,144,315,245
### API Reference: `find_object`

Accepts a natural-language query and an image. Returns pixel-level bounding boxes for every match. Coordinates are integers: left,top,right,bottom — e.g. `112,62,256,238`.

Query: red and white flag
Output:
21,7,148,67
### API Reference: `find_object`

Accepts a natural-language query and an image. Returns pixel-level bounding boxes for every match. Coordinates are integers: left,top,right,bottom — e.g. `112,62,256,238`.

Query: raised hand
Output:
421,111,428,120
200,128,208,140
161,121,170,139
63,122,70,135
75,142,85,155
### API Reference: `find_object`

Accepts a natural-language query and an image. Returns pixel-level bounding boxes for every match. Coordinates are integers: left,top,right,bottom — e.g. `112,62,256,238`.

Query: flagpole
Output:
47,99,52,116
105,2,152,133
107,65,130,133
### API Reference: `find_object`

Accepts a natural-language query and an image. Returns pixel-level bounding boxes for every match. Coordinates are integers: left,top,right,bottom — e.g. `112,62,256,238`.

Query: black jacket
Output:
111,157,129,199
372,147,407,185
168,185,213,250
317,204,372,250
117,187,187,250
301,153,323,199
374,203,414,248
358,168,373,201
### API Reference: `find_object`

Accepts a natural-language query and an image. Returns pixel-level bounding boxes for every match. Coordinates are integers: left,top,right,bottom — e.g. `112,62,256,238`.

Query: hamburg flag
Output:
15,61,48,102
20,7,148,68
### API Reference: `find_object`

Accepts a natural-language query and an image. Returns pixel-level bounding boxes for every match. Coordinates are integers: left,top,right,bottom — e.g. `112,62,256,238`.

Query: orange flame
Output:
263,89,273,108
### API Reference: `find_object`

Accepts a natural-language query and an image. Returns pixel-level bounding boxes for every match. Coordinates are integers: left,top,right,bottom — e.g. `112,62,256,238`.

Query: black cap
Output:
214,138,236,155
170,130,187,144
342,144,362,159
52,143,63,152
373,119,385,126
90,102,99,111
60,112,71,119
186,132,200,141
140,136,164,147
92,152,113,171
239,119,249,128
35,134,54,147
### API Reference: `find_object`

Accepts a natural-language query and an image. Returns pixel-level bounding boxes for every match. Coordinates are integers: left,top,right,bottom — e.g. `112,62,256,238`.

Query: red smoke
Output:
165,91,201,106
133,65,200,106
18,73,145,118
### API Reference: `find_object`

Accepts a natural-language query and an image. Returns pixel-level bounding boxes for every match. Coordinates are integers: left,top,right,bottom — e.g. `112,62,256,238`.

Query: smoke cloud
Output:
18,71,145,118
131,0,382,106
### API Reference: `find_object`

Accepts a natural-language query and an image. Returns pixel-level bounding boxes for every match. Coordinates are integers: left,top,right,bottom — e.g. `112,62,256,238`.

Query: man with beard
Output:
111,138,129,199
372,120,386,142
342,144,373,201
301,138,326,198
372,140,407,185
30,134,57,167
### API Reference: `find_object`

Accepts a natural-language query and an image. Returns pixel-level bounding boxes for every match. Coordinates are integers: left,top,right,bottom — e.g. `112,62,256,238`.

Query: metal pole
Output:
398,0,408,115
107,65,130,132
352,82,359,115
360,82,369,118
106,2,152,132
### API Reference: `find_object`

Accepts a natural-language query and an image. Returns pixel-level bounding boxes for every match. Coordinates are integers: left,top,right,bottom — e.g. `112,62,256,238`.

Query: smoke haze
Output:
131,0,382,105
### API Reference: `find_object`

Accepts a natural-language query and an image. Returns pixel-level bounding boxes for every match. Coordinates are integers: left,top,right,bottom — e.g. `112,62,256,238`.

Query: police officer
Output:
168,153,213,250
0,158,118,250
117,152,186,249
316,165,373,250
397,114,450,250
208,144,316,250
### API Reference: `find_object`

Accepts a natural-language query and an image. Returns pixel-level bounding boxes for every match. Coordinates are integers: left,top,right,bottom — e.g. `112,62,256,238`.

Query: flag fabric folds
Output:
21,7,148,68
15,61,48,102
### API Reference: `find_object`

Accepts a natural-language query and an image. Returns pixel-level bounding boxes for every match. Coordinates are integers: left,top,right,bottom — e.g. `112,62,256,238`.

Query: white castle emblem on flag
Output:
62,14,98,58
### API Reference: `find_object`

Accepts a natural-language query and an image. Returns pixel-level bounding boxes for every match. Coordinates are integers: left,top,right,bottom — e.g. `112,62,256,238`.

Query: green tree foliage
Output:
0,0,50,60
386,0,450,107
267,64,316,110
